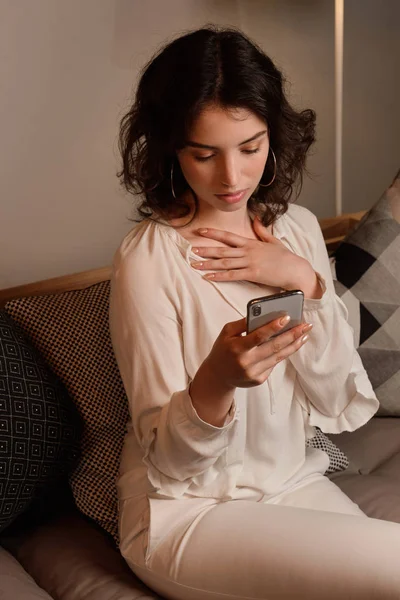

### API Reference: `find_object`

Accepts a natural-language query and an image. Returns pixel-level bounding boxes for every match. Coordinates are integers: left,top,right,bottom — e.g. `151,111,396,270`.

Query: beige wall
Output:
343,0,400,213
0,0,397,288
236,0,335,219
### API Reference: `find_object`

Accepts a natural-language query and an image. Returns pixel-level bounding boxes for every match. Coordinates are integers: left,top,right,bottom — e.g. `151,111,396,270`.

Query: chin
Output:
221,201,248,211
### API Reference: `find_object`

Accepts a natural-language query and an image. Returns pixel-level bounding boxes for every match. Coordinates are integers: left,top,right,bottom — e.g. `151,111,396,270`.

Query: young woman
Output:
109,26,400,600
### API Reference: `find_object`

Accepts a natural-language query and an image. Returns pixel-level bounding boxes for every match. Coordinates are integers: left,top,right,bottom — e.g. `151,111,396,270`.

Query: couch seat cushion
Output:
1,510,161,600
328,417,400,523
0,545,53,599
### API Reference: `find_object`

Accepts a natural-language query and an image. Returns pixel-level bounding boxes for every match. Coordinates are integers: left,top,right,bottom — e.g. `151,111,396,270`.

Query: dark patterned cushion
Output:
4,282,128,545
332,169,400,416
0,310,82,534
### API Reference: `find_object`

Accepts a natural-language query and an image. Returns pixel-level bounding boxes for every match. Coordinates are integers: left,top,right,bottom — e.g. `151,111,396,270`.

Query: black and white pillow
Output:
332,169,400,416
306,428,349,474
0,310,82,533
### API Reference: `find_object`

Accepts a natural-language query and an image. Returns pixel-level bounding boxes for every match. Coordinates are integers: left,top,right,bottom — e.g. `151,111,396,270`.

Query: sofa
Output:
0,175,399,599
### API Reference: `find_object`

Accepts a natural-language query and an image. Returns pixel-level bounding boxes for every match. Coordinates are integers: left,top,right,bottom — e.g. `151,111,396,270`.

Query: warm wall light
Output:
335,0,344,216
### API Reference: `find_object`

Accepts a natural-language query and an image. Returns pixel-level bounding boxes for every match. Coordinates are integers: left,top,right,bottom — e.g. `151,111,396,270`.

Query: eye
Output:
242,148,260,155
194,155,215,162
193,147,260,162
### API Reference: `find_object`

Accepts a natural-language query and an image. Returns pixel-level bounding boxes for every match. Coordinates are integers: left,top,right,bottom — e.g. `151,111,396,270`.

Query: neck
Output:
182,191,257,238
197,206,254,234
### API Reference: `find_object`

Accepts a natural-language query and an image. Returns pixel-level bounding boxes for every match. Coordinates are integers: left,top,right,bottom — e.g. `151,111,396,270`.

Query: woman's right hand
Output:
205,315,312,390
190,315,312,426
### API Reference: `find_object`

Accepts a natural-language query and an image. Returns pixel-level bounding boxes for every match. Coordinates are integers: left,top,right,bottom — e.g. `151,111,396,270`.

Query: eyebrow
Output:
185,129,268,151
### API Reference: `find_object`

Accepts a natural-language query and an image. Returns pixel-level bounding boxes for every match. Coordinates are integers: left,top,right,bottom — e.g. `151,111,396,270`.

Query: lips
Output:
215,189,248,203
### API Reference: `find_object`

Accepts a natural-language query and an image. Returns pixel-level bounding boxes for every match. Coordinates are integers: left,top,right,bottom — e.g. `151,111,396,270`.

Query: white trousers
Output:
120,475,400,599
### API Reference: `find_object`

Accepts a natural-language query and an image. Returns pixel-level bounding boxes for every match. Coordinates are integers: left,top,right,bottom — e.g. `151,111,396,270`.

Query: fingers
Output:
197,228,247,247
251,325,310,373
223,317,248,337
246,333,309,383
191,257,247,271
253,216,284,246
252,218,273,242
227,322,310,387
218,317,311,389
192,246,244,259
203,268,249,282
242,315,293,350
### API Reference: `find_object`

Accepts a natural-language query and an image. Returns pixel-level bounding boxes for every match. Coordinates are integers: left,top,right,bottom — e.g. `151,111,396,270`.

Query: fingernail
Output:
190,261,202,268
279,315,291,326
302,323,313,333
302,334,309,343
192,248,199,254
198,228,208,234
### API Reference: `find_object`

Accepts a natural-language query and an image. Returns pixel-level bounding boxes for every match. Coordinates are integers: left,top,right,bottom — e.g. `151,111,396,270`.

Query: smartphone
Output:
246,290,304,336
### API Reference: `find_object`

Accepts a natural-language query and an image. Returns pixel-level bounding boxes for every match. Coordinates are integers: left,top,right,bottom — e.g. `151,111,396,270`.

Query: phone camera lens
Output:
252,305,261,317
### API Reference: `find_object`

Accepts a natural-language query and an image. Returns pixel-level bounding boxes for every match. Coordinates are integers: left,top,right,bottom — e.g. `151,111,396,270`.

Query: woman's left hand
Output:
191,216,321,297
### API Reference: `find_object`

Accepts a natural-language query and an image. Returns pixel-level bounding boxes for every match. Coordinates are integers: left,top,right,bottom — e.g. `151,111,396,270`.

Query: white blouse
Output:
109,203,378,556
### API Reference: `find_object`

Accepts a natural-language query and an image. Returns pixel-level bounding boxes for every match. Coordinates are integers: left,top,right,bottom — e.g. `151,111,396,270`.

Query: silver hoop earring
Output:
259,148,277,187
170,162,177,199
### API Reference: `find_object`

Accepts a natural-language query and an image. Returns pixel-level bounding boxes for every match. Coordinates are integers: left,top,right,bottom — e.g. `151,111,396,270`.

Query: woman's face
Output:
177,104,270,214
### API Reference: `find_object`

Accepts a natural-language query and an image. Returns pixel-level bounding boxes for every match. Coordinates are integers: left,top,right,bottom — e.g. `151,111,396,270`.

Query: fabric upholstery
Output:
0,310,81,534
1,510,161,600
0,545,53,599
329,417,400,523
332,169,400,415
4,282,128,545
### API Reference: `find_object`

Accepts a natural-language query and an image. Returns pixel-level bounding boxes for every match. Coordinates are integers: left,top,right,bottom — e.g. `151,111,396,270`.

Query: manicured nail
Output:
192,248,199,253
190,262,203,268
198,228,208,234
302,334,309,343
279,315,291,326
204,273,215,279
302,323,313,333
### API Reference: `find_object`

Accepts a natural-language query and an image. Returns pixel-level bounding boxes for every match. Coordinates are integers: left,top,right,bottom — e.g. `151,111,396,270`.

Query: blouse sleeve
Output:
109,247,238,498
288,211,379,433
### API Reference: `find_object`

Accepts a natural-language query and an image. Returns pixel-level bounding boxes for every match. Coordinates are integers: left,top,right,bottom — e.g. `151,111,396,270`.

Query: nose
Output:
219,155,239,188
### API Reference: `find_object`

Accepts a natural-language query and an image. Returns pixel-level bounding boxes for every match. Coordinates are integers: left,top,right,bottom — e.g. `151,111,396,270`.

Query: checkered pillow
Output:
306,427,349,474
4,282,128,545
332,169,400,415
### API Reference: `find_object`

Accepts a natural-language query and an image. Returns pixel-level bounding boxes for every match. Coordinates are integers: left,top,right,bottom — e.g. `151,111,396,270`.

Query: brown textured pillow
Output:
4,282,128,545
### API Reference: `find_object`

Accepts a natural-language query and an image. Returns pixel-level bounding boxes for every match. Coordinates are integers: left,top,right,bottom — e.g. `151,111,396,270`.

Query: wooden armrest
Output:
0,266,112,307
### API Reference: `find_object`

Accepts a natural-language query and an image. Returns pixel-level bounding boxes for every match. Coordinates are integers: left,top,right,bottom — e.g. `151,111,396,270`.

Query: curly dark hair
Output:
117,25,316,227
